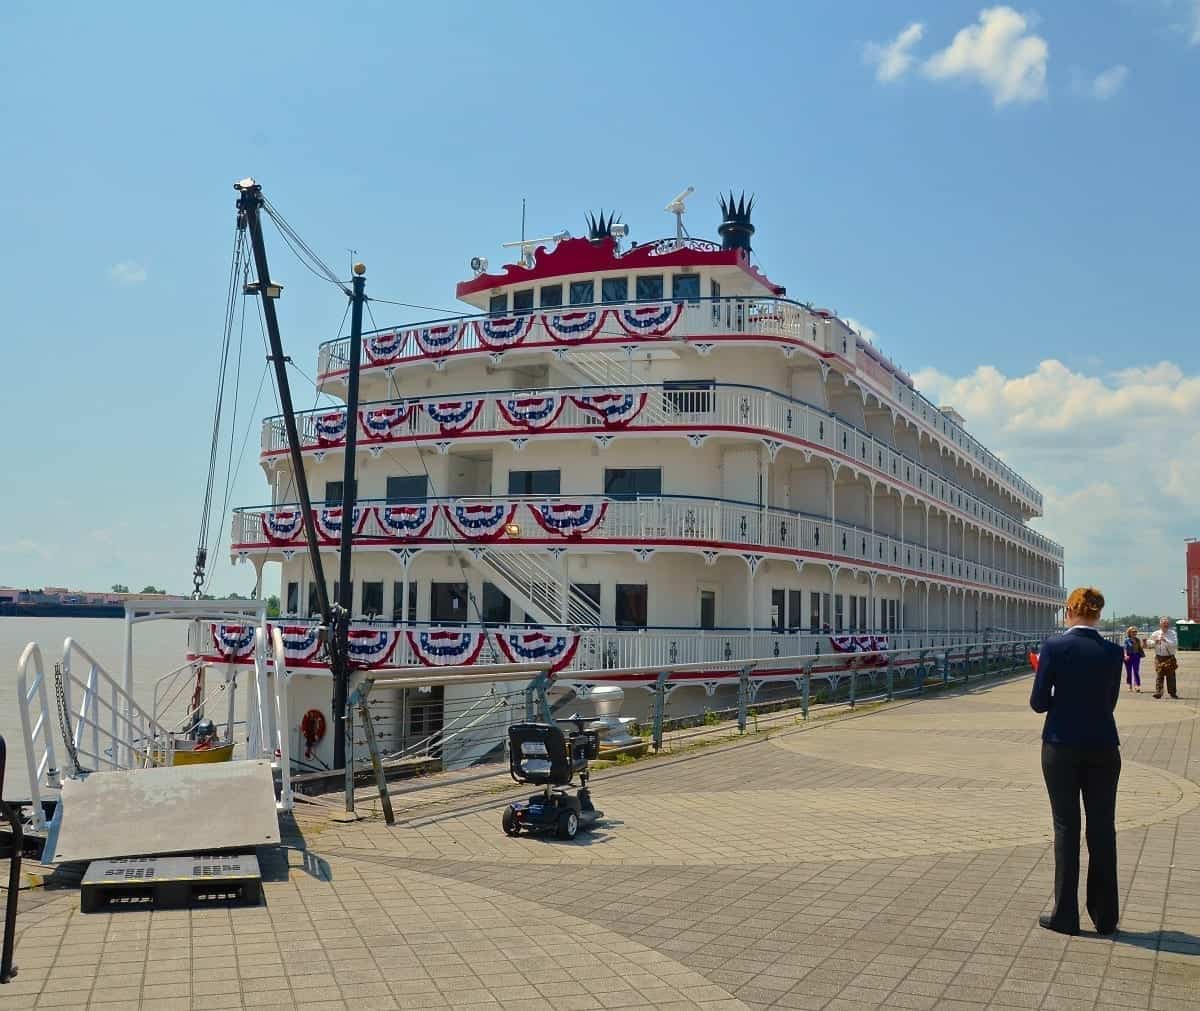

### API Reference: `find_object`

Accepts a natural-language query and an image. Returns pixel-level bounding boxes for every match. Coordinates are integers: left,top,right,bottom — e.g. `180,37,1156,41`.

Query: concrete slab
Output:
47,760,279,863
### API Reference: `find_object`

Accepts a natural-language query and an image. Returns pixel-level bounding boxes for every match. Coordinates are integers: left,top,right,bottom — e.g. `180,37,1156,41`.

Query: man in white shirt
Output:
1147,617,1179,700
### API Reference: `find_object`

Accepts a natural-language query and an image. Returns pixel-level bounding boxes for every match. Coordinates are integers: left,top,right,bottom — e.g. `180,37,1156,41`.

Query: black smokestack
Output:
718,191,755,252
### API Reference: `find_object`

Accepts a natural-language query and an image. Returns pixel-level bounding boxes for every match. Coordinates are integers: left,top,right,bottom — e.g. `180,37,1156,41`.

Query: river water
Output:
1,617,194,790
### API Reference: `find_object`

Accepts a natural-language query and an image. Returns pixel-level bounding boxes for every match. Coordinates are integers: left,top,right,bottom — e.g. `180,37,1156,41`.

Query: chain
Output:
53,663,88,777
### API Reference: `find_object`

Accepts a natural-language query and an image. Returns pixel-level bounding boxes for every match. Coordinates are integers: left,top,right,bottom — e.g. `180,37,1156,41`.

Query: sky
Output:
1,1,1197,616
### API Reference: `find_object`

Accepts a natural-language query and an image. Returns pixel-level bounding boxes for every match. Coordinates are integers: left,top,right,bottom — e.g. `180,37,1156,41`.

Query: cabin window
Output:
386,475,427,503
700,589,716,629
512,288,534,315
286,581,299,616
673,273,700,303
710,279,722,322
307,582,325,618
507,469,560,496
636,274,664,301
333,581,354,613
788,590,802,630
859,595,867,631
771,589,785,631
809,591,821,632
488,293,507,316
835,594,845,633
569,280,594,305
431,581,468,623
481,583,511,624
539,284,562,308
601,277,628,303
324,480,356,504
663,379,713,414
361,581,384,619
849,596,858,633
603,467,661,500
615,584,648,628
822,593,831,630
392,581,417,623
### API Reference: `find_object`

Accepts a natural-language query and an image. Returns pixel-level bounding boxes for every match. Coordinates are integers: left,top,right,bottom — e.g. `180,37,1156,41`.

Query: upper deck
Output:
312,198,1044,517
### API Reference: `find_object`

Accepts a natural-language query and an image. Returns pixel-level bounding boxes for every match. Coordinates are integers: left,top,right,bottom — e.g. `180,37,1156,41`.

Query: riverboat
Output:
201,189,1066,770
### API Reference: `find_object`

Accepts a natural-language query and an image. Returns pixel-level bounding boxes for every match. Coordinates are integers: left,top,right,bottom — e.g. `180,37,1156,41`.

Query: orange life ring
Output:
300,709,327,757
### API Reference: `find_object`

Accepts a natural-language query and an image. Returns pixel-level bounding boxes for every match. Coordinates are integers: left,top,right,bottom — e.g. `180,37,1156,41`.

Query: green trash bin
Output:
1177,620,1200,651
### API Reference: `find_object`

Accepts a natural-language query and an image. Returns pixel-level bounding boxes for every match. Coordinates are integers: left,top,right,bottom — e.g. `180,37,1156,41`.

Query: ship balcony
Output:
315,295,1042,515
230,494,1066,606
260,381,1062,564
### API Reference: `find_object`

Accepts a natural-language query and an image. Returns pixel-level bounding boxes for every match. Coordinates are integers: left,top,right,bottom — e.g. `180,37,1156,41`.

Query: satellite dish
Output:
470,256,488,274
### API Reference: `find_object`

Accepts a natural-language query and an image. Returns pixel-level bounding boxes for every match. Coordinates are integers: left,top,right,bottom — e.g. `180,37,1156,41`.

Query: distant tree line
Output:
110,584,280,618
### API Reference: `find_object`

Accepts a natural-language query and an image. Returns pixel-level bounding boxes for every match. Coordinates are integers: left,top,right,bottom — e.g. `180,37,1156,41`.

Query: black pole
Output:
333,268,366,769
1,735,21,984
235,180,333,627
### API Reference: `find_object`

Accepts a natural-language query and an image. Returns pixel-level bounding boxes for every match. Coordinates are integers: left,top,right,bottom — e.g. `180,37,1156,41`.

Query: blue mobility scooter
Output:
502,721,602,840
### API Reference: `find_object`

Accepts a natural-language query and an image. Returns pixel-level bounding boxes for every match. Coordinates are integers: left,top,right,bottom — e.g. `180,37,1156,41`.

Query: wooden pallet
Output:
80,853,262,913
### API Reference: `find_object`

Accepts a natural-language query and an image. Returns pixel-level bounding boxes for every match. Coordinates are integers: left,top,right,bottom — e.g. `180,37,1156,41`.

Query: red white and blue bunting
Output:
412,322,464,356
374,503,439,539
359,404,412,440
473,315,535,350
495,629,579,673
363,330,407,365
528,500,608,537
542,308,609,344
829,634,890,654
313,506,367,544
406,628,487,666
313,410,348,445
497,395,563,430
277,624,323,663
260,509,304,545
212,624,256,660
571,390,647,427
424,399,483,433
613,301,684,338
446,500,518,541
346,628,399,667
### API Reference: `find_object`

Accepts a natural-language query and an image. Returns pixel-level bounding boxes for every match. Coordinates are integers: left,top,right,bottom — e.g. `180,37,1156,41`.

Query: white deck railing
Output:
261,381,1058,561
231,494,1065,604
315,296,1042,512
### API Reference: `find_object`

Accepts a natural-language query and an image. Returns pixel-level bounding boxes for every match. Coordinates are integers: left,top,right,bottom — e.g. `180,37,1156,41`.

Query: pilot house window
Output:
512,289,534,315
601,277,628,303
569,280,594,305
673,273,700,303
539,284,563,307
636,275,663,301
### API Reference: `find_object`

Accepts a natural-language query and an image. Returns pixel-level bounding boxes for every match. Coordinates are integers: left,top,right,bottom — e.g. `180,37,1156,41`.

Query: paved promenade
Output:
5,656,1199,1009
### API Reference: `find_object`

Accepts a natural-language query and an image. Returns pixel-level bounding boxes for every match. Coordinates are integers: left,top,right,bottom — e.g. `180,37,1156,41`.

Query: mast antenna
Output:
665,186,695,240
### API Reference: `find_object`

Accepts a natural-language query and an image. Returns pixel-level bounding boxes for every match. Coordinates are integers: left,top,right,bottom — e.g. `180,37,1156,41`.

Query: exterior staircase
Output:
466,548,601,628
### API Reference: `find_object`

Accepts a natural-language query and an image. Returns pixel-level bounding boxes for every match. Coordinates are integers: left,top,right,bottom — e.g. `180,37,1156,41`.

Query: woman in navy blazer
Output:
1030,586,1124,935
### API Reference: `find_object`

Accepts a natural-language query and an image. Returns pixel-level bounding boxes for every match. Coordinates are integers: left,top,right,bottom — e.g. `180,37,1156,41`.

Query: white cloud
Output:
923,6,1049,106
911,358,1199,615
108,261,147,285
844,317,878,344
865,22,926,83
1089,64,1128,99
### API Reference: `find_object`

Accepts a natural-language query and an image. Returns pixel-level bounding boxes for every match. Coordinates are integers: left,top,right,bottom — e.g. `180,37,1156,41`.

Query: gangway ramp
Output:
45,760,279,864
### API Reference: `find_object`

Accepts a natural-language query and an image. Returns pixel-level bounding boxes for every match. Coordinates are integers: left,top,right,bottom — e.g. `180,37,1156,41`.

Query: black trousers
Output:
1041,742,1121,932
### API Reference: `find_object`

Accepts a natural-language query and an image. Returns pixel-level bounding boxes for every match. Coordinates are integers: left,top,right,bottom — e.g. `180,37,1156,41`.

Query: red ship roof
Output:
455,235,785,299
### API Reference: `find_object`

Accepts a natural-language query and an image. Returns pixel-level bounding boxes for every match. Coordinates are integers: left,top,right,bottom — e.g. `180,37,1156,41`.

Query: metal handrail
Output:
232,495,1064,603
15,643,57,833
